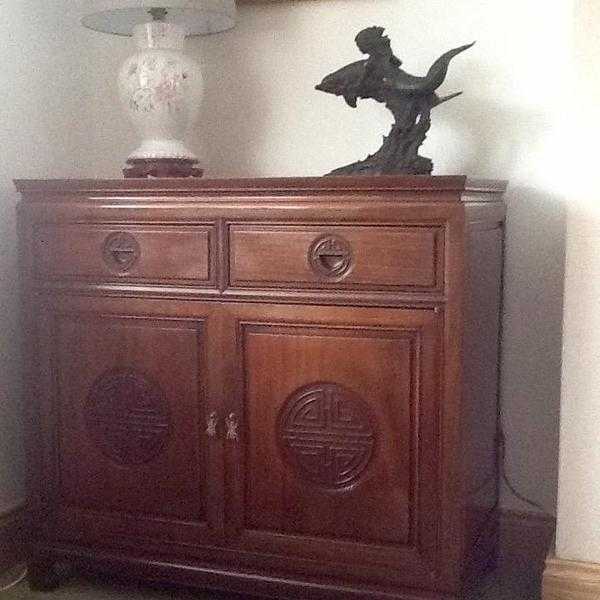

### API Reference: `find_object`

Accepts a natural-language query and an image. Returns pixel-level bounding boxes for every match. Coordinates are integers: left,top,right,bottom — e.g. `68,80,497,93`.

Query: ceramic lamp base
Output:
123,157,204,178
118,21,204,176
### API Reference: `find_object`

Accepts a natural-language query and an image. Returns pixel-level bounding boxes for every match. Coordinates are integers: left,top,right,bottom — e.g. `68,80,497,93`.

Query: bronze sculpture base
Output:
328,118,434,176
123,158,204,179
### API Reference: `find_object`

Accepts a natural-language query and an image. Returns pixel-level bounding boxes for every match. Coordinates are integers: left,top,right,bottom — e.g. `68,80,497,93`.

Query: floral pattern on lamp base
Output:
118,21,203,165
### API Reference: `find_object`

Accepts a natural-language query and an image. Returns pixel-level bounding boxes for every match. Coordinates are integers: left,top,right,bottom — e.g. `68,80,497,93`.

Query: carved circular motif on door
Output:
308,234,354,280
85,369,171,466
102,232,141,273
278,382,376,490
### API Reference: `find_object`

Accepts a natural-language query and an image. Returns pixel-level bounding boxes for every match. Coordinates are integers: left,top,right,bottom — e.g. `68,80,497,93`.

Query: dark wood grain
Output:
16,175,506,600
222,304,441,588
35,224,215,286
54,314,208,521
229,224,443,291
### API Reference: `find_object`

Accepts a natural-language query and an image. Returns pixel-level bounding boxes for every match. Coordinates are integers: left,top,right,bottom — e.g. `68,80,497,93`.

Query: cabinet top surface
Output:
14,175,507,198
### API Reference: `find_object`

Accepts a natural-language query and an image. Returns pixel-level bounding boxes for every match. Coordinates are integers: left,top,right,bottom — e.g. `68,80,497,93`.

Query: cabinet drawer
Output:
35,224,215,285
229,225,444,292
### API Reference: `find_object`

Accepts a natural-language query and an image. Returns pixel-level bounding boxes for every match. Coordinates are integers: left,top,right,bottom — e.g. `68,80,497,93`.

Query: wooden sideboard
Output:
16,176,507,600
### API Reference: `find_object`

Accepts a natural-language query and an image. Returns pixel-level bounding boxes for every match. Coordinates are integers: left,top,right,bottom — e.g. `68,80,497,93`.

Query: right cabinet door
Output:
224,303,445,587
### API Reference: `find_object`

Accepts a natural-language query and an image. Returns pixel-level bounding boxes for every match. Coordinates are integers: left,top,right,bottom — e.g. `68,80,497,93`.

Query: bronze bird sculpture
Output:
316,27,474,176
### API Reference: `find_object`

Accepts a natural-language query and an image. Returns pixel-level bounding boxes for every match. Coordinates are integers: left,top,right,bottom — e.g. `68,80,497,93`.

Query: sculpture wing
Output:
422,42,475,93
390,42,475,95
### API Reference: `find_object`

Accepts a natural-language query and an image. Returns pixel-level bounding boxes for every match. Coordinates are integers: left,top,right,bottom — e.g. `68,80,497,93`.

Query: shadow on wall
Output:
431,59,566,514
500,186,565,514
0,194,24,511
447,95,532,178
429,60,552,179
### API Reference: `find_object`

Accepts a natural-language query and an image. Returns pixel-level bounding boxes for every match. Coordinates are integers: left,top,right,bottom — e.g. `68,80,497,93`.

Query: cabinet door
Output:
223,303,444,587
35,296,223,551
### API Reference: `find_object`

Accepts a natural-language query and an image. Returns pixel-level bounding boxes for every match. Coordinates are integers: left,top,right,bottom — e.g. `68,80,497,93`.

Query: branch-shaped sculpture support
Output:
316,27,474,176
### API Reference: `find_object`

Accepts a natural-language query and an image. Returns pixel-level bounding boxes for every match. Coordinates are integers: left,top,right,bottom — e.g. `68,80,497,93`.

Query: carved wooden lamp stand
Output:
80,1,236,178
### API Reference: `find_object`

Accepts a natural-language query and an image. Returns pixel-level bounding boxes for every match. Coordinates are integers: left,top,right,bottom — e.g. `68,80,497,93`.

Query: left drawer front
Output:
34,224,214,285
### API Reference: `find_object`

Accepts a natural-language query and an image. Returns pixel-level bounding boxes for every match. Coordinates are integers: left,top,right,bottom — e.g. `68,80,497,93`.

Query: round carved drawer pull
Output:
102,232,141,273
308,234,353,279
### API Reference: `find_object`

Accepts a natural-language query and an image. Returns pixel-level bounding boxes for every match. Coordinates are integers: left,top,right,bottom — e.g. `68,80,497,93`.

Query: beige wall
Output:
0,1,89,514
555,0,600,563
1,0,569,515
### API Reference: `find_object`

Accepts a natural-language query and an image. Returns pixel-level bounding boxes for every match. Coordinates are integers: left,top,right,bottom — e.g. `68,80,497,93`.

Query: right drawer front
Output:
229,225,444,292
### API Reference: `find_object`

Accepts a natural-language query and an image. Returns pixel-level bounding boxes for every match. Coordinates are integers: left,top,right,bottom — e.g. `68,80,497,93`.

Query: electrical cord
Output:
494,229,547,515
0,565,28,593
497,426,546,512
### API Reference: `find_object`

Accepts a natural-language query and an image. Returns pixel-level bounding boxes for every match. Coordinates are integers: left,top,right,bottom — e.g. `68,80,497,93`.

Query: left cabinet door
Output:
31,296,224,553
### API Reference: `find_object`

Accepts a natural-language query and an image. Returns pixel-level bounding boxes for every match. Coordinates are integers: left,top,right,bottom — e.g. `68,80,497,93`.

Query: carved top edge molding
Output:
14,176,508,197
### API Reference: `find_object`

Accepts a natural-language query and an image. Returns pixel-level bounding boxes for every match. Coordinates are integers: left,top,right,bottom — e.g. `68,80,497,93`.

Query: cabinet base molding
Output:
499,510,555,566
542,555,600,600
0,506,25,574
35,544,455,600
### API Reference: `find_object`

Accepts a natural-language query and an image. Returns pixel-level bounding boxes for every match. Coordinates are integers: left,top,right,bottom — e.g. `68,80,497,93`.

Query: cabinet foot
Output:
27,561,60,592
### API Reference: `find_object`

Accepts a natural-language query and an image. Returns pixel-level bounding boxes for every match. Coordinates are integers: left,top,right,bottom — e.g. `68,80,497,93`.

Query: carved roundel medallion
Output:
102,232,141,273
278,382,376,490
85,369,171,466
308,234,354,280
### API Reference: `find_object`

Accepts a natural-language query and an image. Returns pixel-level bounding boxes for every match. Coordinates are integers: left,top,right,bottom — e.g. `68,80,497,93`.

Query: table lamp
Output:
81,1,237,177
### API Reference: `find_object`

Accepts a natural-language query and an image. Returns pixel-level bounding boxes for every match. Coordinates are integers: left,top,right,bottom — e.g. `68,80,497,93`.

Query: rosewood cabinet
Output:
16,176,507,600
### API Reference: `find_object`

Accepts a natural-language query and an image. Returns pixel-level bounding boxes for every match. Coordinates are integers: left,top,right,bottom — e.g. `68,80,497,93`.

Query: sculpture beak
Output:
344,94,358,108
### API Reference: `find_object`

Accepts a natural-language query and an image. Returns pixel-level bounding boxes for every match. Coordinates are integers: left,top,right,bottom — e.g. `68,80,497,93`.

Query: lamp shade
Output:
80,0,236,36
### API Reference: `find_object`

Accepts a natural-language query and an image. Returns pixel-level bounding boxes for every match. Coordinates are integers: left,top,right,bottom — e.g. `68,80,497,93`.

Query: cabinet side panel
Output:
462,215,504,575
